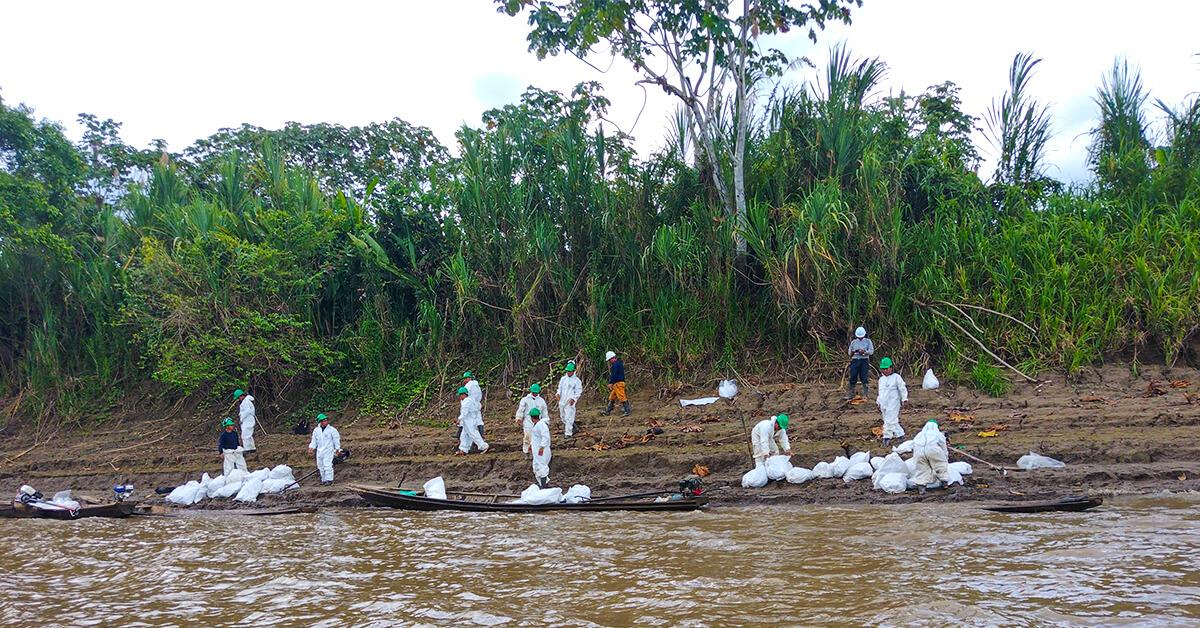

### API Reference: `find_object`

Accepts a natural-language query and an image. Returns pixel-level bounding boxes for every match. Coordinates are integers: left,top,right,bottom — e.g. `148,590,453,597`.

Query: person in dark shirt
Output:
217,417,247,475
603,350,631,416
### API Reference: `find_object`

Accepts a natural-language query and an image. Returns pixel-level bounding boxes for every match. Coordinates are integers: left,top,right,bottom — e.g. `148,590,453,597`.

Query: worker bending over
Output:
750,414,792,468
910,419,952,492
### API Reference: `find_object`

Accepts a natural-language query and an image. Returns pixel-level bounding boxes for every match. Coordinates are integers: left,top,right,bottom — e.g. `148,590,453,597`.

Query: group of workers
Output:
217,389,344,486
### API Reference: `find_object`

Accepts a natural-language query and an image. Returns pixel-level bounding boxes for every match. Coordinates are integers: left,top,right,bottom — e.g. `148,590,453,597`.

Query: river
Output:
2,496,1197,626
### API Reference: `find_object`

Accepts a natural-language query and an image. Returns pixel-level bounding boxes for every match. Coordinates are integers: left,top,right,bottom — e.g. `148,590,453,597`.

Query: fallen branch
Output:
928,307,1037,383
936,300,1038,337
2,440,41,465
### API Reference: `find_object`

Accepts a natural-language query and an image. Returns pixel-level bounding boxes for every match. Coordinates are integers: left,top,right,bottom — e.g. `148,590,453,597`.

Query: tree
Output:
496,0,858,252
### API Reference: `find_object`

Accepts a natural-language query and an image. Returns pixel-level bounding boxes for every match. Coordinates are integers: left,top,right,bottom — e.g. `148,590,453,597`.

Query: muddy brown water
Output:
2,496,1197,626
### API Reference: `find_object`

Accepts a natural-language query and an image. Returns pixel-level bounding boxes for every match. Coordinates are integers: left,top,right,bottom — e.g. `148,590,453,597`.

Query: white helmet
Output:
855,326,866,338
605,351,616,361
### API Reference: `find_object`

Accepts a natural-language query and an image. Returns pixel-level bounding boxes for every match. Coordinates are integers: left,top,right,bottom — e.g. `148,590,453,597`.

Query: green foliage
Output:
971,362,1010,397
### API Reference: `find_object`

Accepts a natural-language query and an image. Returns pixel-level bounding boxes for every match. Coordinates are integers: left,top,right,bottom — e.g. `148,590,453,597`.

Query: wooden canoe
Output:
982,496,1102,513
351,484,708,513
1,500,135,520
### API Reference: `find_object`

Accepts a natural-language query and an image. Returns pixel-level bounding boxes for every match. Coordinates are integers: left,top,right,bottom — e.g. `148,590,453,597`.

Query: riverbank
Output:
2,364,1198,509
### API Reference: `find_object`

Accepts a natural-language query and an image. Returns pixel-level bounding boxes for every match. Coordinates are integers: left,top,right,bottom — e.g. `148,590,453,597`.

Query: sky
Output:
2,0,1197,183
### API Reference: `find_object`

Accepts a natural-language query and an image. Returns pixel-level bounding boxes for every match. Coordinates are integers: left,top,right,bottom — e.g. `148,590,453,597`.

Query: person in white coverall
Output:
233,389,257,452
461,371,482,403
750,414,792,468
218,417,247,475
455,386,489,455
308,413,342,486
910,419,952,491
556,361,583,437
528,408,552,487
875,357,908,445
515,383,549,456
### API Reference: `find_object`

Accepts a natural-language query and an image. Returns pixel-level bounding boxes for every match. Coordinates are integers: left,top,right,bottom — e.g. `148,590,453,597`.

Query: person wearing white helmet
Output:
845,326,875,399
603,351,631,416
555,361,583,437
515,383,549,456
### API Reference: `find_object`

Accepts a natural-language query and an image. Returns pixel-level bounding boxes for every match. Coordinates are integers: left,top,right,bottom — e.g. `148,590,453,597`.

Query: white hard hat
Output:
855,326,866,338
605,351,616,361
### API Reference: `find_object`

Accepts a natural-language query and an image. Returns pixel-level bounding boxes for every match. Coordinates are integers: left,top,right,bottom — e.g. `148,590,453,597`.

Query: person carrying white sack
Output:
217,417,247,475
875,357,908,445
750,414,792,468
529,408,552,488
233,388,257,453
455,386,489,456
556,361,583,437
911,419,953,493
308,413,342,486
515,383,549,457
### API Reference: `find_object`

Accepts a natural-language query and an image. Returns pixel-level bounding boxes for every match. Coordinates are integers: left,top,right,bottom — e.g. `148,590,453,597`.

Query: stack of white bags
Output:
165,464,297,505
740,449,975,494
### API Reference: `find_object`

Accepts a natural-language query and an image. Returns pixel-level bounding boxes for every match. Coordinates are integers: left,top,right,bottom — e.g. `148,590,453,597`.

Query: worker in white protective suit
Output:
910,419,952,492
750,414,792,468
217,417,247,475
556,361,583,437
515,383,549,457
234,389,257,453
875,357,908,445
455,386,489,455
308,413,342,486
461,371,483,404
529,408,552,487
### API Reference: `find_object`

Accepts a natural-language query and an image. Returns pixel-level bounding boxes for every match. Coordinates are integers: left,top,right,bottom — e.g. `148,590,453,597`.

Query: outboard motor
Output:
113,484,135,502
678,476,705,497
17,485,43,505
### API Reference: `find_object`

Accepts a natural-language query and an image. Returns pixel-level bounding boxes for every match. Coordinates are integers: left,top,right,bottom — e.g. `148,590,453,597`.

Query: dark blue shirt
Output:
218,430,240,452
608,359,625,384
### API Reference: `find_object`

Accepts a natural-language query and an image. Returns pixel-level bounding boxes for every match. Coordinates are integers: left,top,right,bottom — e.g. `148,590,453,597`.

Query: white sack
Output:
234,478,264,503
785,467,813,484
872,453,910,490
1017,452,1065,470
680,396,720,407
923,369,940,390
843,462,874,482
213,481,243,499
718,379,739,399
166,481,201,505
247,468,271,482
764,455,793,481
811,461,835,479
870,456,885,471
829,456,851,478
269,465,293,480
877,472,909,494
423,476,447,500
224,469,248,485
260,478,295,494
948,461,973,476
904,458,918,476
849,452,871,466
563,485,592,503
944,466,965,486
741,466,769,488
50,490,81,511
517,484,563,505
205,475,227,498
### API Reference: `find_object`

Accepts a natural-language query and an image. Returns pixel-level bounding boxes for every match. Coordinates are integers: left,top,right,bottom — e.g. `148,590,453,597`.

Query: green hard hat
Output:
928,418,939,425
530,383,541,394
233,389,244,399
775,414,789,429
317,413,328,422
880,357,893,369
565,362,576,372
462,371,473,379
457,386,469,395
529,408,541,417
222,417,235,427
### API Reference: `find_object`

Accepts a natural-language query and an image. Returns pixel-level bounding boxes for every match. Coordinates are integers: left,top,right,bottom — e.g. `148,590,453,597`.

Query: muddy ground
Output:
2,365,1198,510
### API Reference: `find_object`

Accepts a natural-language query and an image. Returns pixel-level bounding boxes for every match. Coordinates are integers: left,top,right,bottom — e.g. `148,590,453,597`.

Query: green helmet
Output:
529,408,541,417
457,386,469,395
928,418,939,425
880,357,893,369
565,362,576,372
775,414,789,429
233,389,245,399
530,383,541,394
317,413,329,422
462,371,473,379
222,417,235,427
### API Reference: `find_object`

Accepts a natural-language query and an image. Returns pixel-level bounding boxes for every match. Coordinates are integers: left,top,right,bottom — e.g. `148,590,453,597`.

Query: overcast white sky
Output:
2,1,1197,183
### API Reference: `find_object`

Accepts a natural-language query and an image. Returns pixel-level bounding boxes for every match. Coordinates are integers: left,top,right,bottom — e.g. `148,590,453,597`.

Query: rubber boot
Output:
622,401,632,416
603,401,613,415
843,385,854,400
861,383,869,398
537,476,549,489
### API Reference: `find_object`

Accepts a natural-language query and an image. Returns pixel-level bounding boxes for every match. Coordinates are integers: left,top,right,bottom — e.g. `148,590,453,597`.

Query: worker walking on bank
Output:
603,351,631,416
455,386,489,455
845,327,874,399
750,414,792,468
217,418,247,475
515,384,549,457
233,389,257,453
910,419,952,492
308,413,342,486
876,357,908,445
459,371,485,443
529,408,552,488
556,361,583,437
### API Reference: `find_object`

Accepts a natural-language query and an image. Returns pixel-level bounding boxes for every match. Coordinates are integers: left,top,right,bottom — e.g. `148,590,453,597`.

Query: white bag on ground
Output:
224,469,248,486
849,452,871,466
904,457,918,476
764,455,793,481
923,369,940,390
563,485,591,503
423,476,447,500
785,467,813,484
205,475,227,498
517,484,563,505
811,461,834,479
260,477,296,494
741,466,769,488
235,477,264,503
51,490,81,511
843,462,874,482
829,456,851,478
893,439,915,454
870,456,885,471
948,461,973,476
165,481,200,505
718,380,739,399
268,465,293,480
1017,452,1065,470
944,466,965,486
872,453,910,490
680,396,719,407
247,468,271,482
213,481,242,499
877,472,909,494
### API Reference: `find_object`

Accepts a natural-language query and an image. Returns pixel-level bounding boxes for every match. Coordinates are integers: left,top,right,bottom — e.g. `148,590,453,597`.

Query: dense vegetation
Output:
1,45,1198,426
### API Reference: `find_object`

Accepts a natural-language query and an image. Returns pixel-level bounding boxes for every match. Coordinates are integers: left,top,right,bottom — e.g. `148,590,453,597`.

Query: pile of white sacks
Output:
165,465,297,505
741,448,974,494
419,476,592,505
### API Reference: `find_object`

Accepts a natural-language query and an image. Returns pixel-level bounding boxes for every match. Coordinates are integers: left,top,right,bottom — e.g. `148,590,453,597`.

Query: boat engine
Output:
678,476,704,497
113,484,134,502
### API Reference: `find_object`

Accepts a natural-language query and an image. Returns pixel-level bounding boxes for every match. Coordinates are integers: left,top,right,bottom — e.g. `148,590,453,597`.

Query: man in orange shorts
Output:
604,350,631,416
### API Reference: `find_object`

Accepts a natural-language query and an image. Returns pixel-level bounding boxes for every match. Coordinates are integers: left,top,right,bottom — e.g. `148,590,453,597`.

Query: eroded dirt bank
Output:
2,365,1198,509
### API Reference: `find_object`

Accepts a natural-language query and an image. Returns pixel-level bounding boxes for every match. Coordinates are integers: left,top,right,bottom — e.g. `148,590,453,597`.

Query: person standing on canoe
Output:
233,388,257,453
218,418,247,475
750,414,792,468
555,361,583,437
876,357,908,446
844,326,874,400
529,408,552,488
308,413,342,486
455,386,489,456
515,383,549,457
603,350,631,416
